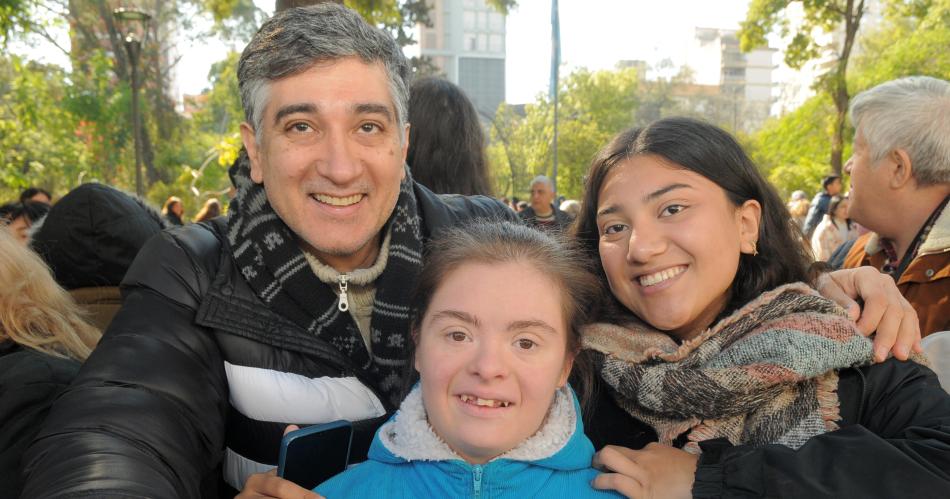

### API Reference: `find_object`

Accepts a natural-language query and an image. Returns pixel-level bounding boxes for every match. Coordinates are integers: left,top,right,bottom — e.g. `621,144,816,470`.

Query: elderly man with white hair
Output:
836,76,950,336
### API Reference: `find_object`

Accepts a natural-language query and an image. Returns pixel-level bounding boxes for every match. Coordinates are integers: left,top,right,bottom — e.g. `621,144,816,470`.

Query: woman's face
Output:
833,199,850,220
596,155,760,340
415,261,573,464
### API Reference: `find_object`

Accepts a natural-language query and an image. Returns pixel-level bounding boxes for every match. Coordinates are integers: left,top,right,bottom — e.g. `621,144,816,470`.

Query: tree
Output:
740,0,868,175
743,93,839,197
488,67,641,200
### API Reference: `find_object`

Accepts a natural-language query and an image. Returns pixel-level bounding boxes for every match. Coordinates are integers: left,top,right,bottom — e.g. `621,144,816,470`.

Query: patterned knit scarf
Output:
583,283,875,454
227,152,423,408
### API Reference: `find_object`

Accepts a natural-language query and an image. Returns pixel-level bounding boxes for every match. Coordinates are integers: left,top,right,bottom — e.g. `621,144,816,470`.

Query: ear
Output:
557,351,575,388
400,123,411,181
738,199,762,255
240,122,265,184
412,327,421,372
888,148,914,189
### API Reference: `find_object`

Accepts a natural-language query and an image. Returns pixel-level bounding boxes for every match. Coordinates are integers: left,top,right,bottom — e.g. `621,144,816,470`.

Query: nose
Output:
315,130,362,186
625,225,666,264
468,337,508,381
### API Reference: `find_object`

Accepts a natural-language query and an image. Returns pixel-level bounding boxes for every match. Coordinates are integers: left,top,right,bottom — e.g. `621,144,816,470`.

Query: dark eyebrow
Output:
354,102,394,123
645,183,691,202
507,319,558,335
597,182,693,218
430,310,480,327
273,103,317,126
596,204,618,218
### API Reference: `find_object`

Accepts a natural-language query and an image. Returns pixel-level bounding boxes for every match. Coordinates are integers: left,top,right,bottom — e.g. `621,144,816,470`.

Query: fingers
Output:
284,424,300,436
591,472,643,499
817,271,861,322
592,446,650,486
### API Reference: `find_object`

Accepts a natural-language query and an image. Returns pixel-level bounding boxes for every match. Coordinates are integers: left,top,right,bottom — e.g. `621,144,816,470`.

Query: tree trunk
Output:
829,0,865,175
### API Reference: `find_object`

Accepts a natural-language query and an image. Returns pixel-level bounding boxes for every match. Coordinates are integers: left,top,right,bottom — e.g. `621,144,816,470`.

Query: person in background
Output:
560,199,582,218
786,190,810,231
19,187,52,205
802,175,843,238
0,229,101,499
0,202,15,223
837,76,950,337
30,184,167,331
811,195,857,261
162,195,185,226
194,198,222,223
2,201,49,245
520,175,573,232
406,77,493,196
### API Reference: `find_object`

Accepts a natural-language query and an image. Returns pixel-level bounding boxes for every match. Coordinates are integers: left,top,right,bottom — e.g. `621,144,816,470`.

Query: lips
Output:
311,193,363,207
637,265,687,287
458,394,512,408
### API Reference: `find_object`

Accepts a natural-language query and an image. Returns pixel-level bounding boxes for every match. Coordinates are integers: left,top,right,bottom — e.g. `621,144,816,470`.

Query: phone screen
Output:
277,420,353,491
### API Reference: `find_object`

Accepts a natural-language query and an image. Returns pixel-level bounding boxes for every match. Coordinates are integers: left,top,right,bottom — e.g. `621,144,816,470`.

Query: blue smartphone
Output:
277,420,353,491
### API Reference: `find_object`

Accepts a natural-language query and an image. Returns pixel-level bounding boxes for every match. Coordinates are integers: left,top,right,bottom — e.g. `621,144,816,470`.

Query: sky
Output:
16,0,760,105
171,0,756,104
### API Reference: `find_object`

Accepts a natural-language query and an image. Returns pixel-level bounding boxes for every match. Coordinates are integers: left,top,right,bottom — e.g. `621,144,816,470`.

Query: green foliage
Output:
850,0,950,90
745,0,950,196
0,56,89,199
744,94,843,197
488,67,642,200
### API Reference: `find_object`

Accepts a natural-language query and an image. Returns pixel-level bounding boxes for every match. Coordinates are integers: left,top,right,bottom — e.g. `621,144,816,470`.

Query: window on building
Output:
465,33,477,51
489,34,503,52
489,12,504,30
464,11,475,29
477,33,488,52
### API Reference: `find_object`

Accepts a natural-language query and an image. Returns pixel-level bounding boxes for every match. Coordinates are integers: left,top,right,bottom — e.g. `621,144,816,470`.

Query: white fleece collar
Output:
378,385,576,463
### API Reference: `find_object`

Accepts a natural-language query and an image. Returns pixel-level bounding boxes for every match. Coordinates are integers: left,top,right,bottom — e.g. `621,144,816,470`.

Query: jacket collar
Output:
371,384,591,471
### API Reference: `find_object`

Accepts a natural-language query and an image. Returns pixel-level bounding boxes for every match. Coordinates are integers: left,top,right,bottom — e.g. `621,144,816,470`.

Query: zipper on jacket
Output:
337,274,349,312
472,464,483,499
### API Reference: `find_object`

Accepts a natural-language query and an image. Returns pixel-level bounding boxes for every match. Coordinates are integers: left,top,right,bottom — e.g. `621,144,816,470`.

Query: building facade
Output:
417,0,507,118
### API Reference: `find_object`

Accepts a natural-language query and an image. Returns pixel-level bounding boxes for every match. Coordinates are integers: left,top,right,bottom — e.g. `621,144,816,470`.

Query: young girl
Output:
811,195,857,261
573,118,950,498
315,221,620,498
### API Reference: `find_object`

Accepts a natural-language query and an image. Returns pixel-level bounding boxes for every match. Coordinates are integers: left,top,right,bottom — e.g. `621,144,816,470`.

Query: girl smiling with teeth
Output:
574,118,950,499
315,221,620,498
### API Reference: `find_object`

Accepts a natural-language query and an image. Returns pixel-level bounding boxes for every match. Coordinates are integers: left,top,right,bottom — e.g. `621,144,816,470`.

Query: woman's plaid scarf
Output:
226,152,423,408
583,283,875,453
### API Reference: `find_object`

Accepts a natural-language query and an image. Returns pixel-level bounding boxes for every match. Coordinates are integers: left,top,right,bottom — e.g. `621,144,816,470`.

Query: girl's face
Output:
596,155,760,340
833,199,850,220
415,261,573,464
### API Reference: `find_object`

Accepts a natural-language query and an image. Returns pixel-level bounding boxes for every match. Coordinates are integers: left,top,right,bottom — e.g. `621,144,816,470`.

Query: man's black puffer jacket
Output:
21,183,517,499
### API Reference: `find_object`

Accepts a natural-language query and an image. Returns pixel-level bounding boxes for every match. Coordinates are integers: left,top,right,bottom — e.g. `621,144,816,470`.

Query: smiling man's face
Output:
241,57,408,272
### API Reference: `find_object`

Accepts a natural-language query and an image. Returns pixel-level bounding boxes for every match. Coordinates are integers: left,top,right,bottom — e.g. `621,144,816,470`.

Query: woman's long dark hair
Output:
406,77,494,197
573,117,812,318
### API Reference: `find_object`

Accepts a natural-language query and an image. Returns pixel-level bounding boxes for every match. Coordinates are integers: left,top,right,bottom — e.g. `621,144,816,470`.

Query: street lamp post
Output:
113,7,151,196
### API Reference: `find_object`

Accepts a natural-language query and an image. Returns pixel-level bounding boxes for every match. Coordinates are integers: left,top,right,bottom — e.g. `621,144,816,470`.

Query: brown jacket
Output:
844,207,950,337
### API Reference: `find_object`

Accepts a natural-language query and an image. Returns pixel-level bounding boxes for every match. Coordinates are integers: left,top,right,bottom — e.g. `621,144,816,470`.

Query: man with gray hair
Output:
835,76,950,336
21,4,513,498
520,175,573,232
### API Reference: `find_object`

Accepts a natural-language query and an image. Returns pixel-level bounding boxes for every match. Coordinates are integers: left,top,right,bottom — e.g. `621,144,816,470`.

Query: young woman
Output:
315,221,619,498
0,230,101,498
811,195,857,261
573,118,950,498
